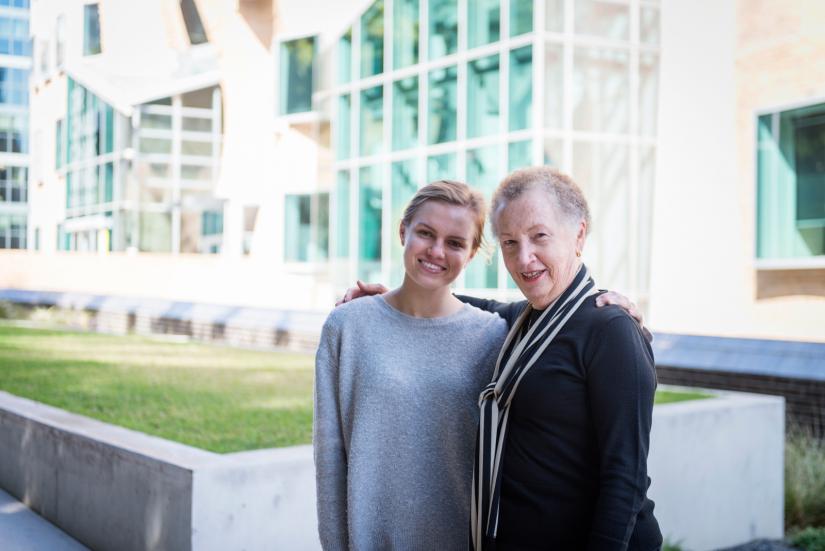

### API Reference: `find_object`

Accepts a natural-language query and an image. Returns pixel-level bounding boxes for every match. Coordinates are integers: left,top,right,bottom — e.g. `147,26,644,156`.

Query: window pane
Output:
465,145,501,289
545,44,563,129
142,113,172,130
335,170,350,258
336,94,351,159
573,47,629,133
393,0,419,69
315,193,330,261
392,76,418,150
183,117,211,132
360,85,384,156
180,0,208,45
361,0,384,78
509,46,532,131
139,212,172,252
467,54,500,139
510,0,533,36
543,138,563,167
468,0,500,48
280,36,315,115
358,165,383,280
793,113,825,231
83,4,101,55
640,6,660,45
428,0,457,59
639,52,658,136
390,160,419,286
427,152,456,181
139,137,172,154
574,0,629,40
182,140,212,156
428,65,457,144
508,140,532,171
284,194,311,262
338,28,353,84
573,141,630,288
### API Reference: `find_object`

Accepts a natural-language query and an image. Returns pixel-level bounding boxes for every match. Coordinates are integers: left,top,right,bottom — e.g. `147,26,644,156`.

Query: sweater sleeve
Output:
454,294,525,328
313,317,349,550
585,314,656,551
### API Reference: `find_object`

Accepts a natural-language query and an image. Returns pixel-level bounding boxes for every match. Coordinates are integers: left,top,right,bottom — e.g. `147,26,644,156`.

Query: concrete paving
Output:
0,489,88,551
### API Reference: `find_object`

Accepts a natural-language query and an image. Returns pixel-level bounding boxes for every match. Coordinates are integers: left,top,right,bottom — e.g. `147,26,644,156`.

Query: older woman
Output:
466,166,661,550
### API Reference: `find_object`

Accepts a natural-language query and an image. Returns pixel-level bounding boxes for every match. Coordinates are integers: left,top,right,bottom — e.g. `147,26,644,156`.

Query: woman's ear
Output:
399,221,407,246
576,219,587,252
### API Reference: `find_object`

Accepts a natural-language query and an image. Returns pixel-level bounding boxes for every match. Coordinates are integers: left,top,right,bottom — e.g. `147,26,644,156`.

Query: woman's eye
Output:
417,230,432,237
448,240,464,249
534,233,549,240
501,240,516,248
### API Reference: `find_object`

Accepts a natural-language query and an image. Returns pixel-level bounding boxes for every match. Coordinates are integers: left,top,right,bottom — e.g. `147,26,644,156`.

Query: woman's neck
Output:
384,278,464,318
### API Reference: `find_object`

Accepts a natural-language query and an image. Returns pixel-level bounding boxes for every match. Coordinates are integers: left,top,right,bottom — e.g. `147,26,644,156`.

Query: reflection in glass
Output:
467,54,500,138
338,28,352,83
428,0,457,59
468,0,500,48
315,193,330,261
572,141,630,288
509,47,532,131
390,160,419,286
280,36,315,115
510,0,533,36
428,65,457,144
335,170,350,257
337,94,351,159
465,145,501,289
393,77,418,150
545,0,564,32
545,44,563,129
359,165,383,280
360,85,384,156
639,52,659,136
508,140,532,171
427,152,456,181
575,0,629,40
394,0,419,69
361,0,384,78
573,47,629,133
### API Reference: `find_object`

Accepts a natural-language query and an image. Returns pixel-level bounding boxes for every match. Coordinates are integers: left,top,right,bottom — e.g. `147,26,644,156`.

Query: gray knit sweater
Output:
313,295,508,550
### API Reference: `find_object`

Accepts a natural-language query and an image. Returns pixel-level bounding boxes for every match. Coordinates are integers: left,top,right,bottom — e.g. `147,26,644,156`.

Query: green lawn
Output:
0,323,709,453
0,323,315,453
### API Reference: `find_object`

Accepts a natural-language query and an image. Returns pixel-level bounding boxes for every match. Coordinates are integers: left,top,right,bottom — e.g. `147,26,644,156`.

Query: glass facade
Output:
757,104,825,260
324,0,659,295
0,16,30,56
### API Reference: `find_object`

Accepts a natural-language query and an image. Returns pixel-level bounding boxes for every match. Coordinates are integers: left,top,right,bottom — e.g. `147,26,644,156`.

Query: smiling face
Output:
400,200,478,292
495,187,586,309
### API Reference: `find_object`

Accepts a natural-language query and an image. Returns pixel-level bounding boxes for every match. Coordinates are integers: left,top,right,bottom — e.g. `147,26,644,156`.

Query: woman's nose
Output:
428,241,446,258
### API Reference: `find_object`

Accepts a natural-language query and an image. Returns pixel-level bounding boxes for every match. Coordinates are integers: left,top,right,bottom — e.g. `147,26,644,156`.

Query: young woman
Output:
313,181,508,550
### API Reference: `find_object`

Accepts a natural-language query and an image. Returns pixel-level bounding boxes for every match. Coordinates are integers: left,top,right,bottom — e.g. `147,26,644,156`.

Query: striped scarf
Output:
471,265,597,550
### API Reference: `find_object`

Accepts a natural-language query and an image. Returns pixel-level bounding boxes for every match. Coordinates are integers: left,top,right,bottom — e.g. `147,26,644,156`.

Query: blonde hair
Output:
401,180,487,254
491,166,591,236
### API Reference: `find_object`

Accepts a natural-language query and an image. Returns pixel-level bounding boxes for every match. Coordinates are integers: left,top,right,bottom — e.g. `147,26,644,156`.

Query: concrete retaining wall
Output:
0,392,319,551
0,389,783,551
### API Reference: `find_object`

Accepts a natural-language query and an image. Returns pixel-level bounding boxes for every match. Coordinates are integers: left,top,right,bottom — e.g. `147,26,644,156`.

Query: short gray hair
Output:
490,166,591,236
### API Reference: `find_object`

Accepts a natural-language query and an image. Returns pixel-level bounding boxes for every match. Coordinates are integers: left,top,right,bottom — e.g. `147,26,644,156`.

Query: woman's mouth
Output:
419,259,447,274
521,269,546,282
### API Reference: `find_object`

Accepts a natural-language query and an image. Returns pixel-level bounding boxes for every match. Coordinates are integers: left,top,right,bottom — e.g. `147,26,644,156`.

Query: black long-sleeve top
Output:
459,293,662,551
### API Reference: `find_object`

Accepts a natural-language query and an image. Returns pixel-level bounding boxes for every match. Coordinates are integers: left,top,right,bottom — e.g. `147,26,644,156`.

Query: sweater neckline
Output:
374,294,474,326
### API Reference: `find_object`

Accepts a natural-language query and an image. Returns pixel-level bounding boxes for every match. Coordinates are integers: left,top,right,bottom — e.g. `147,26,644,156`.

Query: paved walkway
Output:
0,489,88,551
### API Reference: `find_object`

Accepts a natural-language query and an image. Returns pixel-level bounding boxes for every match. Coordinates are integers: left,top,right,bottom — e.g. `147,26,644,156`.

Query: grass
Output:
654,388,712,405
0,323,314,453
790,526,825,551
0,323,711,453
786,428,825,530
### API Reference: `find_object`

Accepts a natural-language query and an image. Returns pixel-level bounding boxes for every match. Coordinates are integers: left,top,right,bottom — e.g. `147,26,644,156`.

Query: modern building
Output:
0,0,30,250
2,0,823,348
28,0,225,255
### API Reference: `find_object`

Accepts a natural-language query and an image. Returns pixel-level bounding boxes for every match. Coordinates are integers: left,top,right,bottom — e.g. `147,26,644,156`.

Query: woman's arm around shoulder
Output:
454,294,527,328
584,309,658,550
314,314,350,550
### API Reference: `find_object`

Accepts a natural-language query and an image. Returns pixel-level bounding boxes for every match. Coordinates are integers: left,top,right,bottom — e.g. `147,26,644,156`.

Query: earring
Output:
576,250,581,257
